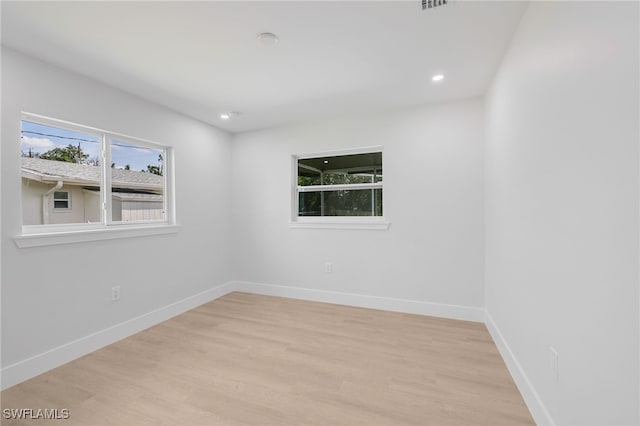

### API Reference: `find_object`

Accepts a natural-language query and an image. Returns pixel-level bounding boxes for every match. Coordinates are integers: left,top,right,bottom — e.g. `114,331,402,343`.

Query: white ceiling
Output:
1,1,528,133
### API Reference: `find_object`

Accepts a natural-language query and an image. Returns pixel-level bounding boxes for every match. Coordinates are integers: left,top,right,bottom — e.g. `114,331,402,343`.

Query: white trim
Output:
289,219,390,230
484,310,555,426
165,147,177,225
106,136,169,225
22,112,168,149
291,154,299,220
296,145,384,160
103,133,111,224
20,112,174,231
14,224,180,248
232,281,484,322
293,146,385,223
0,281,235,391
298,182,383,192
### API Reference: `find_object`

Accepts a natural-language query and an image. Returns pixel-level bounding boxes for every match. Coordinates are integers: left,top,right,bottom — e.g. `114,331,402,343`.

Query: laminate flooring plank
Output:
1,292,535,425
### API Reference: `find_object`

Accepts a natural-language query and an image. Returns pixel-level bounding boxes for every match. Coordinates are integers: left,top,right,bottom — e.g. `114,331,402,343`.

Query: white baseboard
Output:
232,281,485,323
484,310,554,426
1,281,235,391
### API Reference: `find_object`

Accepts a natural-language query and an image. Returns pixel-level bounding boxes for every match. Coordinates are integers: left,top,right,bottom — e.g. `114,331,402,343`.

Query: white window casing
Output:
16,112,177,247
291,146,390,230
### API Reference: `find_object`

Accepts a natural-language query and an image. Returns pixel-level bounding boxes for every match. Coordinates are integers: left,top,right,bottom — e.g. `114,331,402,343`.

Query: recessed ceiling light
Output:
220,112,240,120
432,74,445,82
257,32,279,47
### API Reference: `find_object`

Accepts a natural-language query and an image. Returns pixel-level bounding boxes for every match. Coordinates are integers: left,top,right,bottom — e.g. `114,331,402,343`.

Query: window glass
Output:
21,120,100,225
20,115,172,231
299,189,382,217
296,150,383,218
110,140,165,223
53,192,70,209
298,152,382,186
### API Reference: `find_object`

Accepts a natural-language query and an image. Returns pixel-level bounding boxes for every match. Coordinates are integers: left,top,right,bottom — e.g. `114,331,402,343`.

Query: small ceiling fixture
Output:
257,32,279,47
432,74,445,82
323,160,329,164
220,111,239,120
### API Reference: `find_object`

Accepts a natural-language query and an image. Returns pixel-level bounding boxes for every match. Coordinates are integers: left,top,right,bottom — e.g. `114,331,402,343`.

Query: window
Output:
52,191,70,209
109,139,166,223
19,113,174,240
291,147,389,230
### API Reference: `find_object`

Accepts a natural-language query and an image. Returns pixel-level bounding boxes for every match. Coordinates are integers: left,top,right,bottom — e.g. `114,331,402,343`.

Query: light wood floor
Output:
1,292,534,425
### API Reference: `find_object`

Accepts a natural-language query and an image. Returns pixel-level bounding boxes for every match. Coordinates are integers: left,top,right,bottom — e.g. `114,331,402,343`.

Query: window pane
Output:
21,120,101,225
299,189,382,217
299,191,321,216
110,140,165,222
53,192,69,200
298,152,382,186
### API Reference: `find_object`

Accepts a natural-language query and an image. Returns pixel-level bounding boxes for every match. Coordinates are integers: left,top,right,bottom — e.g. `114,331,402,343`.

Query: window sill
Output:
14,224,180,248
289,219,390,230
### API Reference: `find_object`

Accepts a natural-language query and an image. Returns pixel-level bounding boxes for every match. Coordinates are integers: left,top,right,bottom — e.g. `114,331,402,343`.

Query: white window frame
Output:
105,135,170,226
52,191,71,210
290,146,390,230
15,112,178,248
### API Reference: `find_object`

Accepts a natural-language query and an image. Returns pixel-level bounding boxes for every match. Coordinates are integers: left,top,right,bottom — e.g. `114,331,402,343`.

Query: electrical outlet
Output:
111,286,121,301
549,346,559,381
324,262,332,273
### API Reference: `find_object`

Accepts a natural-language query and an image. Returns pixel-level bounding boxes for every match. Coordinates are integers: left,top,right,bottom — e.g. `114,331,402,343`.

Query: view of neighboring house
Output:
21,157,164,225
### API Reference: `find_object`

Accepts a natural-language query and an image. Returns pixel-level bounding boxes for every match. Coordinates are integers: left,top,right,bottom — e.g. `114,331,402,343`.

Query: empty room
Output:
1,1,638,425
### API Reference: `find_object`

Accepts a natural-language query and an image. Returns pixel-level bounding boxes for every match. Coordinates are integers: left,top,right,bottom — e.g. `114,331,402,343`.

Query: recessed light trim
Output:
432,74,445,82
257,32,279,47
220,111,240,121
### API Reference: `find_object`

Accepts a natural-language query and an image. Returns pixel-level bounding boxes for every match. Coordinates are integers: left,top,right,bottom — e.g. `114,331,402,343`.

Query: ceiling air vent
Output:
422,0,448,11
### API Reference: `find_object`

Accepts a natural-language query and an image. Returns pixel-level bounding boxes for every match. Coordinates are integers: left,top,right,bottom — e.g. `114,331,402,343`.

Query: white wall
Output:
485,2,639,425
4,3,638,422
231,99,484,310
1,49,233,371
